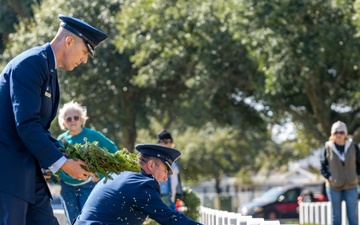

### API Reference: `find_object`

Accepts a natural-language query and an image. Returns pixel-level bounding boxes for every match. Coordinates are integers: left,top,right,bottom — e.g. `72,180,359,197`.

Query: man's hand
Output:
60,159,95,180
91,175,100,182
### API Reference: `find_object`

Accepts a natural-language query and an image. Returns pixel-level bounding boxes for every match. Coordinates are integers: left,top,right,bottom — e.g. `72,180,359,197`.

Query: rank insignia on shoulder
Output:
45,91,51,98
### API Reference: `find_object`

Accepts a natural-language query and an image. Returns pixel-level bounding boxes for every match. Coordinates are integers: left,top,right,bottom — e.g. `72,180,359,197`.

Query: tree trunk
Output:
120,90,137,152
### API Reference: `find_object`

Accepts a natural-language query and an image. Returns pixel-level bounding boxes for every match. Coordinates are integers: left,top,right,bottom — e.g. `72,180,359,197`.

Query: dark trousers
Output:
0,175,59,225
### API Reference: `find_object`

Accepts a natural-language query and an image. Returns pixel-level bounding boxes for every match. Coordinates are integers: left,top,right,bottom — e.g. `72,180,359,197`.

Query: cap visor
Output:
165,161,173,175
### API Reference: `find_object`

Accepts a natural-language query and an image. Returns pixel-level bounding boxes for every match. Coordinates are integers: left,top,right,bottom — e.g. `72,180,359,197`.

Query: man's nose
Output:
81,54,89,64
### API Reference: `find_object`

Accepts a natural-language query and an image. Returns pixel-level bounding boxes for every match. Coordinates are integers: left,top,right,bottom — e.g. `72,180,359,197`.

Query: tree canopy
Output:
0,0,41,52
2,0,360,188
234,0,360,146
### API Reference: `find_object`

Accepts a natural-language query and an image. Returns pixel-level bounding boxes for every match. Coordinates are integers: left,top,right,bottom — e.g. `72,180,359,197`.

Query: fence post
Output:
341,201,347,225
299,202,304,225
247,218,264,225
314,202,320,225
310,202,314,223
320,202,326,225
199,206,280,225
238,215,252,225
327,201,332,225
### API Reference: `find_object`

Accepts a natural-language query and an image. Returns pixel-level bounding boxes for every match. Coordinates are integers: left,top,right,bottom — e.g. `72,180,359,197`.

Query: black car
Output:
239,184,317,220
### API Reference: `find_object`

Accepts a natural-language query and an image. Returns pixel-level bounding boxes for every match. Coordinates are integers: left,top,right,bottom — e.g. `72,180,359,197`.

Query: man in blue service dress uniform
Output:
74,144,203,225
0,14,108,225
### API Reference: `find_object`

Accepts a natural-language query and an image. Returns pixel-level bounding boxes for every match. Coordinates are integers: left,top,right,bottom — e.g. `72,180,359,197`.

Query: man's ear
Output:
148,160,156,171
65,36,74,47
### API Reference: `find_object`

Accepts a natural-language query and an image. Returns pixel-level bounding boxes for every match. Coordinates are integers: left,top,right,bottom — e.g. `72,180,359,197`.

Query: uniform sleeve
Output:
320,147,331,179
48,156,67,173
11,56,63,168
137,181,202,225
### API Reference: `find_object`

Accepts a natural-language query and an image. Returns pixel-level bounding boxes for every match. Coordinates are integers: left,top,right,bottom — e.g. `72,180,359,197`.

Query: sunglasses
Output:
334,131,345,135
66,116,80,123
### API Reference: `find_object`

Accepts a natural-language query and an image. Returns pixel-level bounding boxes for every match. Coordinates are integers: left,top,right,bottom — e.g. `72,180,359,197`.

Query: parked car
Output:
238,183,323,220
300,182,327,202
303,181,360,202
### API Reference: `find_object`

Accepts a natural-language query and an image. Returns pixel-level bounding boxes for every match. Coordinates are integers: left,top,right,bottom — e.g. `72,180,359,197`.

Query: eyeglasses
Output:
334,131,345,135
66,116,80,123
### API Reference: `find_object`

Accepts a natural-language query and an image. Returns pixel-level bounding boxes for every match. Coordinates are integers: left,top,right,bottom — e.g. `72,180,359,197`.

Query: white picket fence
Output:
54,202,359,225
299,201,360,225
55,206,280,225
199,206,280,225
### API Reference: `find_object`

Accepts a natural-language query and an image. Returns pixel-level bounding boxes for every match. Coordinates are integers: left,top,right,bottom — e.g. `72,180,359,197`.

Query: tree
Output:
115,0,267,130
1,0,331,188
233,0,360,147
114,0,285,188
0,0,41,52
0,0,153,151
174,123,275,193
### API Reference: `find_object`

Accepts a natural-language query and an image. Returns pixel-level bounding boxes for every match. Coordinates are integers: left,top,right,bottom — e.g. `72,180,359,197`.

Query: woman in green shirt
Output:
57,101,118,224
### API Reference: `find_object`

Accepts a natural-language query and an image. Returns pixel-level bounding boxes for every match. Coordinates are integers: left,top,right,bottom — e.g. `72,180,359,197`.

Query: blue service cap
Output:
135,144,181,175
58,14,108,57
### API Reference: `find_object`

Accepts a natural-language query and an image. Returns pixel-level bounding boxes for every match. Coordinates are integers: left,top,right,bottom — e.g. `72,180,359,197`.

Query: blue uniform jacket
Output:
0,43,64,203
74,170,202,225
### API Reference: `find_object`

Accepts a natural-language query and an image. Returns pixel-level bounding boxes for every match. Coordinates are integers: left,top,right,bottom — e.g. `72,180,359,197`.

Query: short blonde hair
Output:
58,101,88,130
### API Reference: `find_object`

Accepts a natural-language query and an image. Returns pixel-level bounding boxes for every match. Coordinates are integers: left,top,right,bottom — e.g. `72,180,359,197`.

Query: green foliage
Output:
115,0,266,130
0,0,41,52
61,140,140,182
235,169,254,185
0,0,39,33
173,122,274,192
0,0,149,151
181,186,201,220
6,0,360,191
234,0,360,145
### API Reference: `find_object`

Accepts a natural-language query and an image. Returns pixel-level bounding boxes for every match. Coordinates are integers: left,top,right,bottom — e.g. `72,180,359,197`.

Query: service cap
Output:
136,144,181,174
58,14,108,57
